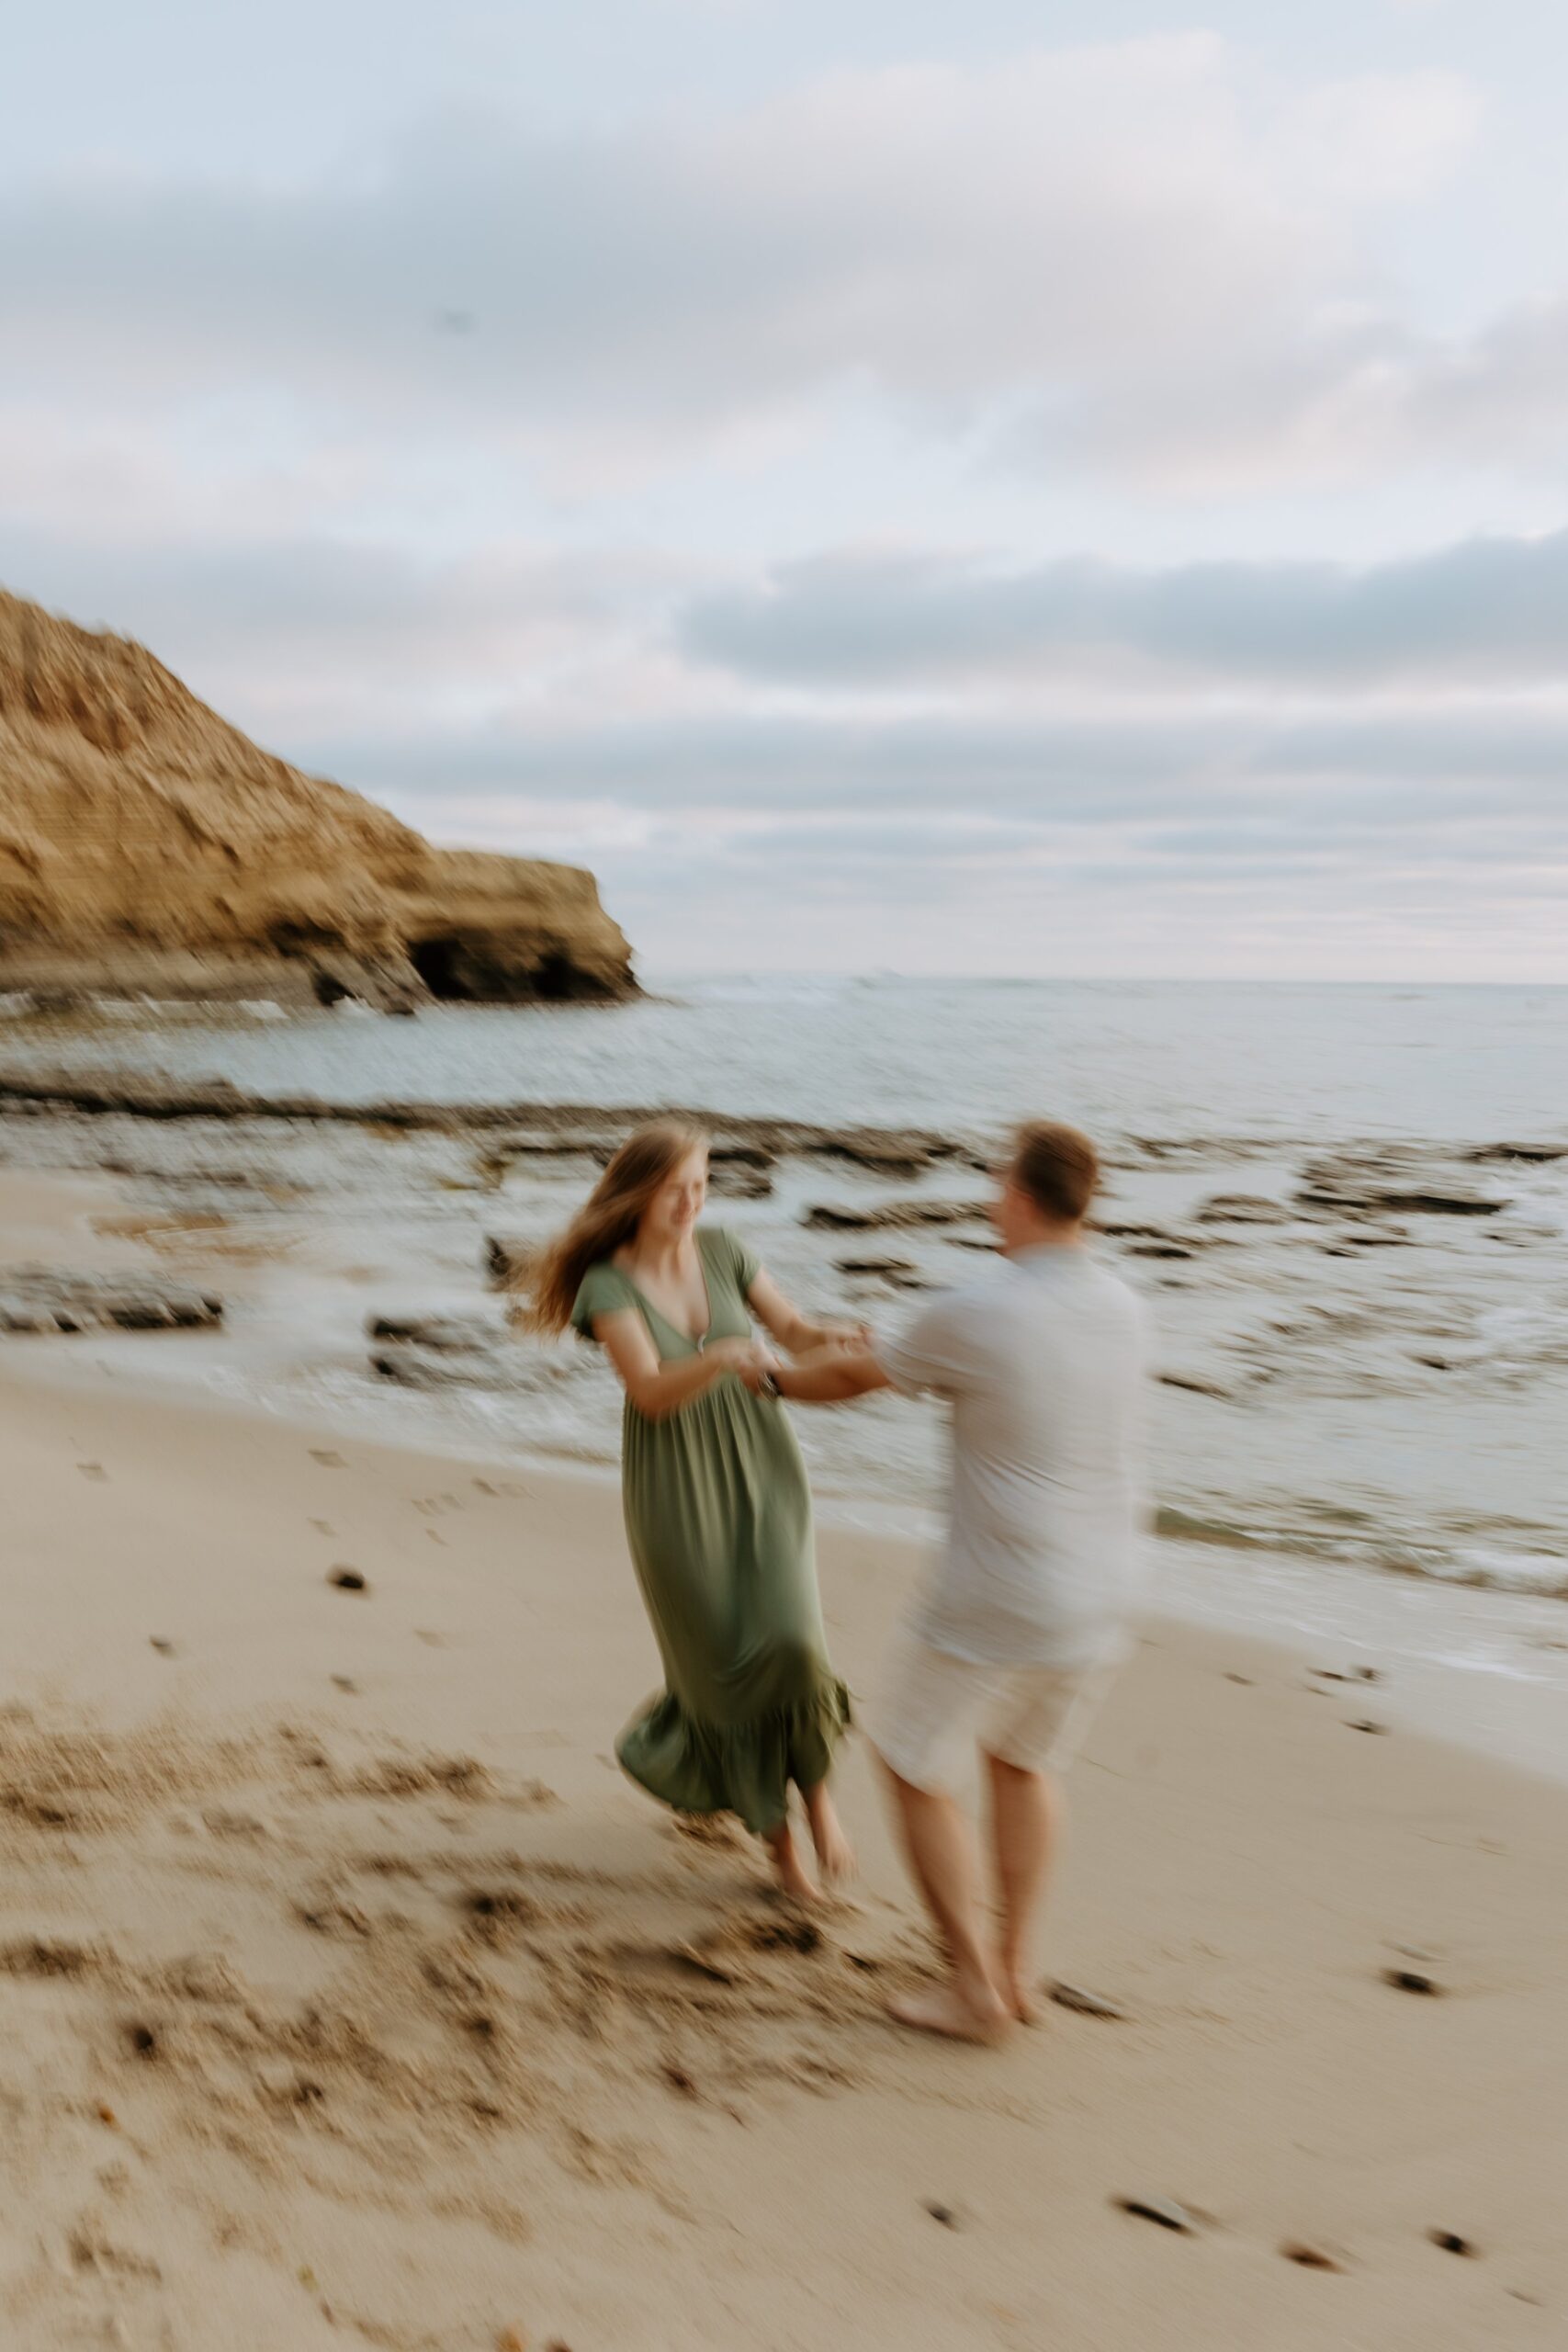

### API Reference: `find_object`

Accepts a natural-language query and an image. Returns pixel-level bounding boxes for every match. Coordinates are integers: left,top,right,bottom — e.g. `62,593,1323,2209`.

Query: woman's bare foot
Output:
886,1974,1011,2045
764,1821,822,1905
997,1966,1042,2025
802,1783,857,1887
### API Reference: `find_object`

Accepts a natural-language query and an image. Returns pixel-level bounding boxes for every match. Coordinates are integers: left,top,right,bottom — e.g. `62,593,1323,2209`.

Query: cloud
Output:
681,527,1568,689
0,41,1486,492
1,525,699,733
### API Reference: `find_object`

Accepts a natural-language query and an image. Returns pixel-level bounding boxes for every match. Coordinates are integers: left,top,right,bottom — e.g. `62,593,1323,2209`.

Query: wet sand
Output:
1,1329,1565,2350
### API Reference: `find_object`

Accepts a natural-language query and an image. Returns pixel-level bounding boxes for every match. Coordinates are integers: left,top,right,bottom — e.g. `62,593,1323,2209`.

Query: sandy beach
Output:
2,1173,1565,2351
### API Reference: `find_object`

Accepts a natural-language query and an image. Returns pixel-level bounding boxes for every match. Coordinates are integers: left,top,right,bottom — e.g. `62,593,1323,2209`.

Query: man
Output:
750,1120,1149,2042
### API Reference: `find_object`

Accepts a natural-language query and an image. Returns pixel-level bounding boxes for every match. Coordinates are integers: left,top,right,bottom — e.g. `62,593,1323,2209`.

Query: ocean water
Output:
2,976,1565,1611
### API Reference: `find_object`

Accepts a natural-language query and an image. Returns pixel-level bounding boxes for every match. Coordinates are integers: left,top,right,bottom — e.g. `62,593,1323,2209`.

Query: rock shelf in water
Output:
0,1269,223,1333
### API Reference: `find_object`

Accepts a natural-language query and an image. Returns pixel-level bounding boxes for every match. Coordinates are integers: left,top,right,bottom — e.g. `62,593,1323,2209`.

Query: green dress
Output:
571,1226,851,1835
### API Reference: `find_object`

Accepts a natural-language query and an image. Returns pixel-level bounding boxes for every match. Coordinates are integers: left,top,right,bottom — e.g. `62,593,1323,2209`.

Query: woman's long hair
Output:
524,1119,708,1338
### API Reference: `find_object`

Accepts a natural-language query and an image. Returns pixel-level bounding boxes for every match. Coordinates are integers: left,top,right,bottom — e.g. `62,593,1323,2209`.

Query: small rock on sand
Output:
1429,2230,1477,2256
1117,2196,1200,2234
1383,1967,1441,1996
328,1566,367,1593
923,2200,963,2229
1050,1983,1126,2019
1281,2242,1348,2272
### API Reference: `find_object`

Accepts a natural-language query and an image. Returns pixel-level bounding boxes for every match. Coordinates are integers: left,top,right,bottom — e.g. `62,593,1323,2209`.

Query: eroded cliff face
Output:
0,591,636,1009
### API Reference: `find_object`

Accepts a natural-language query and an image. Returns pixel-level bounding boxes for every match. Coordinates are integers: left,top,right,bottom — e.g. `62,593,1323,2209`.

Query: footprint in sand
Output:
76,1462,108,1481
310,1450,346,1469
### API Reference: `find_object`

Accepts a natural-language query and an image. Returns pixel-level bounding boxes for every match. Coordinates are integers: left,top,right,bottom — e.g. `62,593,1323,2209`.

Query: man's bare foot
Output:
802,1787,856,1886
886,1977,1011,2045
764,1823,822,1905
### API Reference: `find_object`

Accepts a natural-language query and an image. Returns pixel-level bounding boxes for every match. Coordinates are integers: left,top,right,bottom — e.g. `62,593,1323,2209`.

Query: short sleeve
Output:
570,1261,638,1340
710,1226,761,1297
877,1290,980,1400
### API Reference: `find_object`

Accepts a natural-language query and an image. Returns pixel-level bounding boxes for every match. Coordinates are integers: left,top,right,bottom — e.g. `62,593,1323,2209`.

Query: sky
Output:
4,1,1568,979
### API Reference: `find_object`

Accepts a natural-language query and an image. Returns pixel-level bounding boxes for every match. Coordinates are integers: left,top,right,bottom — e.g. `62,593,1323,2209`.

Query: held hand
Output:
815,1319,874,1351
706,1336,777,1386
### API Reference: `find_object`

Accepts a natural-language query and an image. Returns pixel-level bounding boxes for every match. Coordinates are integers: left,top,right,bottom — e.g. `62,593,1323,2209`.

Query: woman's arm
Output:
593,1309,769,1421
747,1269,869,1358
754,1343,893,1405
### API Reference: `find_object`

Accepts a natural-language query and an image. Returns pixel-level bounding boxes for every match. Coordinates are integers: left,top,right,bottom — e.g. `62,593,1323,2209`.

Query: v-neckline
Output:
617,1229,716,1353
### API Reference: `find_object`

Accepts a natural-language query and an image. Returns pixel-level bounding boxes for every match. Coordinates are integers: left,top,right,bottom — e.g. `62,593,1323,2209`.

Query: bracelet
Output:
758,1368,782,1399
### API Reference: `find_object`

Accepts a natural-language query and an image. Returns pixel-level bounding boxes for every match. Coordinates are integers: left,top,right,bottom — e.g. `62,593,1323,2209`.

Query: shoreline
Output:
5,1162,1568,1787
0,1352,1564,2346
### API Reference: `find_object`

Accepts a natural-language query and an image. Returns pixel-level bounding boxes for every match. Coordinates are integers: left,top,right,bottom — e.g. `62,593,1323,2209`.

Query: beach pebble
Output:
923,2200,963,2230
328,1566,367,1592
1428,2230,1477,2256
1050,1983,1126,2019
1281,2241,1348,2272
330,1674,358,1692
149,1637,177,1656
1348,1720,1388,1735
1383,1967,1441,1996
1116,2196,1200,2233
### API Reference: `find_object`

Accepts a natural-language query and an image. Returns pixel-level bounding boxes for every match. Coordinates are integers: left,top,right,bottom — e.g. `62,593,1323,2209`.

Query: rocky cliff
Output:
0,590,636,1010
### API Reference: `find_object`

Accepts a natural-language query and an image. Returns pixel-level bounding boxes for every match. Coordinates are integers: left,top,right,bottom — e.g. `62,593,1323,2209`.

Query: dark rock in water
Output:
1466,1142,1567,1164
1195,1194,1294,1225
1296,1151,1510,1217
1157,1369,1233,1398
1050,1982,1126,2019
371,1328,590,1395
707,1161,774,1199
836,1254,930,1289
484,1236,538,1289
806,1199,988,1233
809,1131,950,1178
1116,2196,1200,2234
367,1313,499,1351
0,1268,223,1333
1127,1241,1195,1261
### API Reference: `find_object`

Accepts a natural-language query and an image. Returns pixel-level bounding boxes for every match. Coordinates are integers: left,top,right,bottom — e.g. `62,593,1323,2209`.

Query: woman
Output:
527,1120,857,1901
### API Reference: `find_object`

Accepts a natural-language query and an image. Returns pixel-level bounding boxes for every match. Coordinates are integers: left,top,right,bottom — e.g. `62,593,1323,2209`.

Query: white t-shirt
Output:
878,1246,1151,1669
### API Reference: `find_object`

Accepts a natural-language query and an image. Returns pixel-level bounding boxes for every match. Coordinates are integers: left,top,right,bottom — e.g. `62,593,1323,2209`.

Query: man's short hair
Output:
1010,1120,1099,1222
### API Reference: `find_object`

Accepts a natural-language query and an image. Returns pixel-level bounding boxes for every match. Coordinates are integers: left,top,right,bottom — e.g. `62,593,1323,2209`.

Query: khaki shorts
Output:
870,1625,1117,1795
